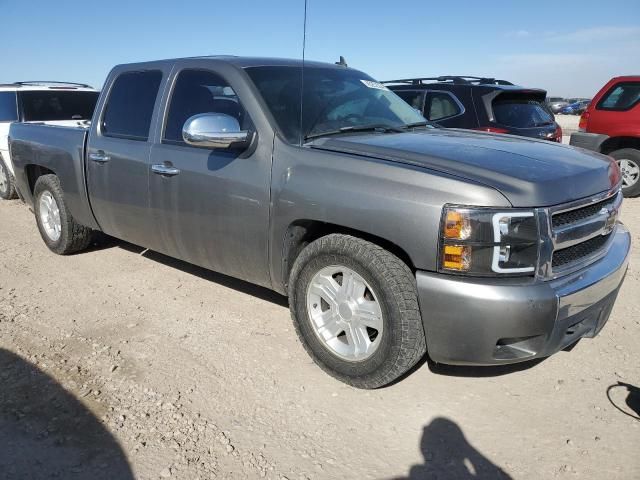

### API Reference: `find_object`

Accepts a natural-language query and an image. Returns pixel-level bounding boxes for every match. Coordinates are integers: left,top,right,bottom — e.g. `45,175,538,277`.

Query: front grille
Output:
552,196,616,228
552,233,611,268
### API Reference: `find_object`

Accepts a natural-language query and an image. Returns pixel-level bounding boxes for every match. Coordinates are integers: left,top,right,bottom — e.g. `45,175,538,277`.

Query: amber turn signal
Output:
443,210,471,240
443,245,472,271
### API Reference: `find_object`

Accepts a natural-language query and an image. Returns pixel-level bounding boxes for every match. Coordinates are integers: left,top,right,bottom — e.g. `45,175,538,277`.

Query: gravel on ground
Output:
0,196,638,479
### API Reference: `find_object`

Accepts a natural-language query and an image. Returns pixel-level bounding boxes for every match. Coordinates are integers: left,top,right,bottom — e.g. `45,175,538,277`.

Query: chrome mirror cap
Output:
182,113,250,149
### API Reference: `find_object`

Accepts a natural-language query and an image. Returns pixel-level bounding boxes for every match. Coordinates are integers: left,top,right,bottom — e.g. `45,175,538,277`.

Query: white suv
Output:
0,82,99,199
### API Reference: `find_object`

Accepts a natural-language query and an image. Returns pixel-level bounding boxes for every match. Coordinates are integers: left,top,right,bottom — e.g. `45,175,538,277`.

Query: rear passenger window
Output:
163,69,248,144
597,82,640,111
394,90,425,112
0,92,18,122
425,92,462,121
102,70,162,141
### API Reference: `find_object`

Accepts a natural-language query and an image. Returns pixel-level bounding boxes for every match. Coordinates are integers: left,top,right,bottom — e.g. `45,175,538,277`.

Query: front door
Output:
147,68,272,287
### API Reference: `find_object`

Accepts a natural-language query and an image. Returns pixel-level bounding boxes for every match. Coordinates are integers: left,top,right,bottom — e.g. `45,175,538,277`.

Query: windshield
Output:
20,91,99,122
244,66,426,144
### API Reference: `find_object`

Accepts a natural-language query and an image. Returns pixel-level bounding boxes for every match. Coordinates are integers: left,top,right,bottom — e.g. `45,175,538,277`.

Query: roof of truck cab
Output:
116,56,356,71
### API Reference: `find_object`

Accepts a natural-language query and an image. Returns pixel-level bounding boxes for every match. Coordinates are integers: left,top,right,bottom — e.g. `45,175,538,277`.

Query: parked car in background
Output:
547,97,569,113
571,76,640,197
566,97,590,105
0,82,99,200
8,57,629,388
385,76,563,142
560,100,590,115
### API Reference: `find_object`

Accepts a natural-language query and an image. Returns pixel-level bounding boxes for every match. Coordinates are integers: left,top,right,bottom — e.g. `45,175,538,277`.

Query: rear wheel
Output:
610,148,640,198
0,155,18,200
33,174,93,254
288,234,426,389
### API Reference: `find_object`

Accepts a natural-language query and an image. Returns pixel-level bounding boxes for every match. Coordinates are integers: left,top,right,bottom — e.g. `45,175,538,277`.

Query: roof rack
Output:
1,81,93,88
382,76,513,86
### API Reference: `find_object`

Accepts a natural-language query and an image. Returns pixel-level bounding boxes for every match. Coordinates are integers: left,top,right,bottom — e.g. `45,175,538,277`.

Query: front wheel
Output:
610,148,640,198
288,234,426,388
0,155,18,200
33,174,93,254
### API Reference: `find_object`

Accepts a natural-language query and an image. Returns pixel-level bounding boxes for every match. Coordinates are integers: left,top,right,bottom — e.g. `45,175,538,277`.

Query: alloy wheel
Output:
618,159,640,188
306,265,384,362
39,191,62,241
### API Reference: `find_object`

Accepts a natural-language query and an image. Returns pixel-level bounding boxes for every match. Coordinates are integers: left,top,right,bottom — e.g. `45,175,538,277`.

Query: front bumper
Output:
416,224,630,365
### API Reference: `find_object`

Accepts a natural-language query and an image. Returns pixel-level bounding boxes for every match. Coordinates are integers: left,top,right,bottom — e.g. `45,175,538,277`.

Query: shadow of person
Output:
607,381,640,420
0,348,134,479
623,383,640,417
397,417,512,480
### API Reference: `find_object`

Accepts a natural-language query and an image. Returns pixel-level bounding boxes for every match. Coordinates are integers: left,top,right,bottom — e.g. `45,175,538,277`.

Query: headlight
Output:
439,206,539,276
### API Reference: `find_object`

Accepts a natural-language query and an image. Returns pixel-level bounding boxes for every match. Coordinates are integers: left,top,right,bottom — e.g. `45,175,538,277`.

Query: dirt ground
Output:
0,196,638,480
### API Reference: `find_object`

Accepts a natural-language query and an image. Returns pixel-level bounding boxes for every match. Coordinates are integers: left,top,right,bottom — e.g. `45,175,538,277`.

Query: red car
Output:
570,76,640,197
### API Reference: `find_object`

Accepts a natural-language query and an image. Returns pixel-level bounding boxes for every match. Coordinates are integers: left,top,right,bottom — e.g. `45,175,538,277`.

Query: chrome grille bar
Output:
538,188,622,279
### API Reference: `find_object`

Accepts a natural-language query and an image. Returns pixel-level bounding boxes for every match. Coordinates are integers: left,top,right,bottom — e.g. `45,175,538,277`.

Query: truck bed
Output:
9,122,99,229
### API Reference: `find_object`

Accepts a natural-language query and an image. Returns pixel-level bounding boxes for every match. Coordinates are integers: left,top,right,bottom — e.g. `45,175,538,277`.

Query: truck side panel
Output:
9,123,100,230
268,137,511,294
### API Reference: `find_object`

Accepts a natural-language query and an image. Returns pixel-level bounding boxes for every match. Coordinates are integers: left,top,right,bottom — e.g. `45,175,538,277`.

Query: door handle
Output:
151,164,181,176
89,152,111,164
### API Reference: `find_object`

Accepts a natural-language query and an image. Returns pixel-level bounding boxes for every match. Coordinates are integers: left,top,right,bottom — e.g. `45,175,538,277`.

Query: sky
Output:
1,0,639,98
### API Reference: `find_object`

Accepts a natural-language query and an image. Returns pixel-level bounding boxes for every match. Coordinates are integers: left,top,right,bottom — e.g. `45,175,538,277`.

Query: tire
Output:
288,234,426,389
0,154,18,200
610,148,640,198
33,174,93,254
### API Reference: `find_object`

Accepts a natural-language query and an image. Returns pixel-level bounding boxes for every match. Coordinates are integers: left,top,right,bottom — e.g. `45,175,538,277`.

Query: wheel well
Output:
25,165,55,194
600,136,640,155
282,220,416,287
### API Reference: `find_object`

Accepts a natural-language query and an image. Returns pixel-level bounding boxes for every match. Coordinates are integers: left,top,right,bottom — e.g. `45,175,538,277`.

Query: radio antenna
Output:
299,0,308,146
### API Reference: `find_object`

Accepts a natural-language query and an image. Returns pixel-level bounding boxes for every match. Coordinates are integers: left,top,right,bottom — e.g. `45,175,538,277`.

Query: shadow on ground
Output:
89,234,543,382
607,381,640,420
393,417,512,479
0,348,134,479
88,233,288,307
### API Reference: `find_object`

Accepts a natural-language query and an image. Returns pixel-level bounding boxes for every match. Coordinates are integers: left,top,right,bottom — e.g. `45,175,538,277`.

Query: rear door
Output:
87,67,169,247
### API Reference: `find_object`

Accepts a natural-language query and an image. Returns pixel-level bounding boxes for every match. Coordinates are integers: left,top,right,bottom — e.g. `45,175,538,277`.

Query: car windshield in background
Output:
244,66,426,144
493,99,554,128
20,91,99,122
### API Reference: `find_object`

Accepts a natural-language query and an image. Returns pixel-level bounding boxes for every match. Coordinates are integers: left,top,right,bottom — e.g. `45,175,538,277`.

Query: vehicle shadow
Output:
0,348,134,479
391,417,512,479
87,232,289,308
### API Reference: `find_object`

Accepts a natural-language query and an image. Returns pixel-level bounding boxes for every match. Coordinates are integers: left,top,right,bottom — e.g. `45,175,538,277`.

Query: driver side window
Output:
163,69,248,144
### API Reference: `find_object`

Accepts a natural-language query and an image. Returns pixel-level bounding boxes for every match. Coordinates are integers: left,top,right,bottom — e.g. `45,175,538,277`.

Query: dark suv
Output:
385,76,562,142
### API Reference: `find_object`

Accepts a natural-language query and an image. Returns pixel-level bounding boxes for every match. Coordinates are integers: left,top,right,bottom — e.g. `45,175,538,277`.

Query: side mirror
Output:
182,113,250,150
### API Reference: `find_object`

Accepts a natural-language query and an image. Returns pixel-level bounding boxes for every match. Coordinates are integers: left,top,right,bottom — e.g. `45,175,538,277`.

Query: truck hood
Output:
309,129,619,207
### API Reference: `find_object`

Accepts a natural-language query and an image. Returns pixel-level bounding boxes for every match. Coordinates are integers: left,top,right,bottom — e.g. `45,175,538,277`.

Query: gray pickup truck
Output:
9,57,631,388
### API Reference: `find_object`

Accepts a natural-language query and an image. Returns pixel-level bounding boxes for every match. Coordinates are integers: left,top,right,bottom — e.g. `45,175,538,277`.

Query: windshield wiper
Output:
304,124,406,141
